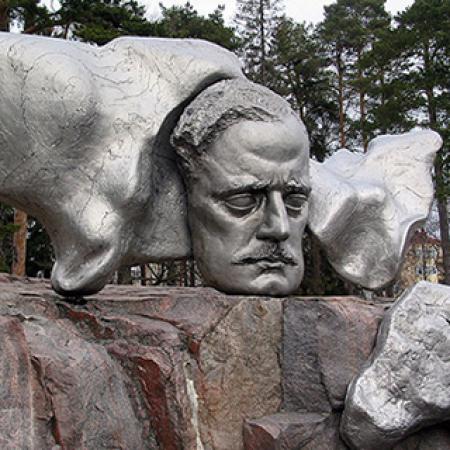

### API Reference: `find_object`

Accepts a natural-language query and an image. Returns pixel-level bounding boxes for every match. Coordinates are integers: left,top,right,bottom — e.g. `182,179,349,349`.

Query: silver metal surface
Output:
0,32,243,294
341,281,450,449
309,130,442,290
0,33,441,296
171,80,310,296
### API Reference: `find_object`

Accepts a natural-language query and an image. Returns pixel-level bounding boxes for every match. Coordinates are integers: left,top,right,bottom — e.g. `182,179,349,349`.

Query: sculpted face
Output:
187,116,310,296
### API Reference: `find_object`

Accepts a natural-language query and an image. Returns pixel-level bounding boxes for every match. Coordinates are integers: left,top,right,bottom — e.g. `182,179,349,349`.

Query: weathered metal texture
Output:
0,32,243,295
0,32,442,296
341,281,450,450
309,130,442,289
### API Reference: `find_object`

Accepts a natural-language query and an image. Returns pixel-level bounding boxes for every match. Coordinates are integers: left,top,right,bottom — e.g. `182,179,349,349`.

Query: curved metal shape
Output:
0,33,441,296
309,130,442,290
0,32,243,295
341,281,450,449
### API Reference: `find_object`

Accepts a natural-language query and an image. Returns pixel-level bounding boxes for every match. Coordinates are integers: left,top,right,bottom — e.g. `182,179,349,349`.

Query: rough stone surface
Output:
243,414,450,450
243,412,347,450
395,425,450,450
283,296,389,412
0,276,448,449
0,275,281,450
341,282,450,450
196,298,282,449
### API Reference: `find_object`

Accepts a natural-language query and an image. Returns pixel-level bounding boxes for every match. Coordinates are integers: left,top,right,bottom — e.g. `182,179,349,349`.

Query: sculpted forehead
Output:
199,117,310,188
211,117,309,166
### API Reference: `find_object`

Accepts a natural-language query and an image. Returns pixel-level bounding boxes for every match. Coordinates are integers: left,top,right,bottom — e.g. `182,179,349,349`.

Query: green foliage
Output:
157,2,239,51
393,0,450,196
55,0,155,44
0,0,50,32
0,205,18,272
26,218,53,277
319,0,391,150
271,18,338,160
234,0,284,84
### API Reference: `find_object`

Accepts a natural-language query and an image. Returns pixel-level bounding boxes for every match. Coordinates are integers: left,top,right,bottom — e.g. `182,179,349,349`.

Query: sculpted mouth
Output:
235,255,297,266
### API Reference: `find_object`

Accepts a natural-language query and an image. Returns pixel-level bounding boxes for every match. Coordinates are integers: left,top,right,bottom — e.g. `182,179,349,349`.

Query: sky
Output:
144,0,415,24
41,0,416,24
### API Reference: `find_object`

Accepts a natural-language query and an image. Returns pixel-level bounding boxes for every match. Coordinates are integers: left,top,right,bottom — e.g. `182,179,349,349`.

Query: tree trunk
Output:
336,48,346,148
379,68,387,134
189,259,196,287
180,259,187,286
423,44,450,284
12,209,27,277
357,50,368,152
139,264,147,286
421,232,427,281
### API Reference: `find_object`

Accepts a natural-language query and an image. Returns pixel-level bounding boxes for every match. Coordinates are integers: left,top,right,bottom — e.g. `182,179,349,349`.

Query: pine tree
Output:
157,2,239,51
0,0,50,33
319,0,390,151
234,0,283,86
54,0,154,44
362,25,414,137
271,18,338,161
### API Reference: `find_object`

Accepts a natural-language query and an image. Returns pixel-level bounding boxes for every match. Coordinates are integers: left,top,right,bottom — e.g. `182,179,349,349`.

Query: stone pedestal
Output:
0,275,447,449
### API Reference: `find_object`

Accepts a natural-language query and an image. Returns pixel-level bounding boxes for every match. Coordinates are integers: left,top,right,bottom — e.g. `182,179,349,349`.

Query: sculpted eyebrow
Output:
216,181,311,198
217,182,270,197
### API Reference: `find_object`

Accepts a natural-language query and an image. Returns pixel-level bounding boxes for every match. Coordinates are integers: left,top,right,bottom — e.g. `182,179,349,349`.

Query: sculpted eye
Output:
284,193,306,214
224,194,258,216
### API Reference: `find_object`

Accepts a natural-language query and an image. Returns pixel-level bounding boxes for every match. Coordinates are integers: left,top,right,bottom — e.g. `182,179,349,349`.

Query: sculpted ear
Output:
308,130,442,290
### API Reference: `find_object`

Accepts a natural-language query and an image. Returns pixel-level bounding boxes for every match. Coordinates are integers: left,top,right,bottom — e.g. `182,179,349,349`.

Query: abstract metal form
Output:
0,32,243,294
0,32,442,296
309,130,442,289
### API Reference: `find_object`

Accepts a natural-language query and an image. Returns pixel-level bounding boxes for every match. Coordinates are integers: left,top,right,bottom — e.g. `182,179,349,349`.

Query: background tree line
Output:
0,0,448,295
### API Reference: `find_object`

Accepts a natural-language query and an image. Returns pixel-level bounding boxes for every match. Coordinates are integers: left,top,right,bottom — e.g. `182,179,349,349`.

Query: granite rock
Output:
0,314,149,449
341,282,450,449
196,298,283,449
243,413,450,450
243,412,348,450
0,276,448,450
394,424,450,450
283,297,388,412
0,276,282,450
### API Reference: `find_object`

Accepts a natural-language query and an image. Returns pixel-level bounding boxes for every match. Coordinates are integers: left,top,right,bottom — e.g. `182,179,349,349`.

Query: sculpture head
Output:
171,80,310,296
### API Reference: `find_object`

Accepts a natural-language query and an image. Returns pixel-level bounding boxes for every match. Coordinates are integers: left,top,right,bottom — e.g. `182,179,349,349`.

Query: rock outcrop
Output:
0,276,448,449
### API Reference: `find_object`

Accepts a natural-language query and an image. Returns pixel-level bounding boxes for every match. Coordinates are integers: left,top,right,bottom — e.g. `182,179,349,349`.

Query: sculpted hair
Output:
170,79,305,179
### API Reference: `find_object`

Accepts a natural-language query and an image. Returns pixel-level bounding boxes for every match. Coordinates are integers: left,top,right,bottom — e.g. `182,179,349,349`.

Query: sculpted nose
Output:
256,191,290,241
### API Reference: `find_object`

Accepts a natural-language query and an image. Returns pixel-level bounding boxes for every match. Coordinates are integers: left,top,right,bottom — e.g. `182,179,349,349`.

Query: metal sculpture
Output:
0,32,441,296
